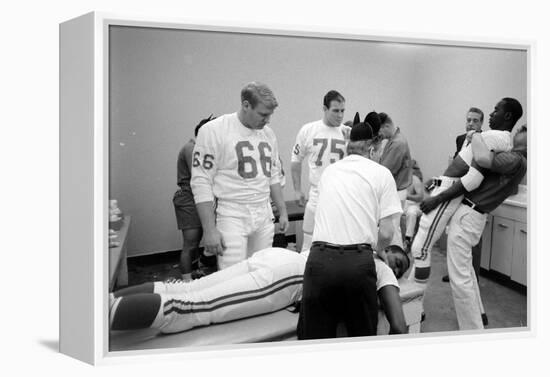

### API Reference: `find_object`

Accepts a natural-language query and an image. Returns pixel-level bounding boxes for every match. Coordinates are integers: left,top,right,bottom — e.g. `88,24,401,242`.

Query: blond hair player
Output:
191,82,288,270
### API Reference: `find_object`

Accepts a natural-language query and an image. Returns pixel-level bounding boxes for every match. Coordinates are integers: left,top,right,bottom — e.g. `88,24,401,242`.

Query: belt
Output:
462,198,485,214
311,241,372,252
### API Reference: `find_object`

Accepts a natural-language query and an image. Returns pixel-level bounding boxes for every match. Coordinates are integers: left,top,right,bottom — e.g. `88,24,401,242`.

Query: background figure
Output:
191,81,289,270
403,159,424,252
443,107,484,282
291,90,349,255
365,111,386,163
378,112,413,248
298,120,403,339
173,115,214,277
455,107,484,158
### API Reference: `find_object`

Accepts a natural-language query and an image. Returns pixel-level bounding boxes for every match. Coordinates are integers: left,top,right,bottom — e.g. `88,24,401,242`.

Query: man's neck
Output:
237,110,253,130
322,118,337,127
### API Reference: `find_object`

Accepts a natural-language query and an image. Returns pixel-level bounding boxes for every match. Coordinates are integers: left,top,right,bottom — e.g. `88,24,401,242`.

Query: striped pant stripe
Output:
419,200,451,260
164,275,303,315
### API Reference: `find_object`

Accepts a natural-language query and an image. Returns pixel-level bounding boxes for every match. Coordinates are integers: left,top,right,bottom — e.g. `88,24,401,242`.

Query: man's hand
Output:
278,213,290,233
295,191,306,207
465,129,479,143
420,196,442,214
202,227,226,256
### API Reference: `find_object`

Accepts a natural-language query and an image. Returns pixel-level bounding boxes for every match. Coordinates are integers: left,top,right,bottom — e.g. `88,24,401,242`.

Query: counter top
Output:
503,184,527,208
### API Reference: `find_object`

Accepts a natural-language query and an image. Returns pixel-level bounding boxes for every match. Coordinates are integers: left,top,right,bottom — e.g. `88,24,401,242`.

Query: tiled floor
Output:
126,243,528,333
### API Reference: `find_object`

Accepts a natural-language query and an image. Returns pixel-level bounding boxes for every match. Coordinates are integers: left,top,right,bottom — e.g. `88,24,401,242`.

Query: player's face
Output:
378,122,392,139
323,100,345,127
488,100,508,130
242,101,275,130
465,112,483,132
385,250,410,279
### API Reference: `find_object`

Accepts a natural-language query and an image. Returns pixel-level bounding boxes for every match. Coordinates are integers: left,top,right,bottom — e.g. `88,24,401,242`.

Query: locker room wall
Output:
109,26,527,257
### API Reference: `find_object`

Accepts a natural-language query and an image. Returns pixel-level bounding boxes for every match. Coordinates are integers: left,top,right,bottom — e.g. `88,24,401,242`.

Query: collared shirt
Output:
379,128,412,190
466,149,527,213
312,154,402,245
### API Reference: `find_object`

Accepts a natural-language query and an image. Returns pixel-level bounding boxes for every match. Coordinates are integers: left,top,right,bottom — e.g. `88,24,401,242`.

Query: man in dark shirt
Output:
420,125,527,330
454,107,484,158
378,112,413,248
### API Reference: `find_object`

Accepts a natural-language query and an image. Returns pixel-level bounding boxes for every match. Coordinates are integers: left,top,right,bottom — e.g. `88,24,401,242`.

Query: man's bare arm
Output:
195,202,225,255
376,215,395,258
378,285,408,334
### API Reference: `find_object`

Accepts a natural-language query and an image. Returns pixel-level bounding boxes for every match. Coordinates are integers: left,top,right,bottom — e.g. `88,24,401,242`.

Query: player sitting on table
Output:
410,97,521,282
109,246,410,335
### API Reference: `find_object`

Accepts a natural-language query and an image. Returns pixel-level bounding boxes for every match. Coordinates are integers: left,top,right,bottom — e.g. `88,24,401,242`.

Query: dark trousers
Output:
297,243,378,339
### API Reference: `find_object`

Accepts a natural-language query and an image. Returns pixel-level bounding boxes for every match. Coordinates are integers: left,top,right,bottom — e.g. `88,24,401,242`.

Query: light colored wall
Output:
109,26,526,256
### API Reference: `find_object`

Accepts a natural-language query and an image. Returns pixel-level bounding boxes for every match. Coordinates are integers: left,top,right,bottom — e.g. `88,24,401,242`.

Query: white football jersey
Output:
191,113,281,204
458,129,512,165
291,120,350,186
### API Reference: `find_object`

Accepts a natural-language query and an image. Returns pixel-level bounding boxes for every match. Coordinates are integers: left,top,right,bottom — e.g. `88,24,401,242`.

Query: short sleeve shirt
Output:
312,154,403,245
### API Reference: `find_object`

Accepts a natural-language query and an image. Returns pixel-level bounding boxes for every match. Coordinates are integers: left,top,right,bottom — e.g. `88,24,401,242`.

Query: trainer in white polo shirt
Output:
297,118,403,340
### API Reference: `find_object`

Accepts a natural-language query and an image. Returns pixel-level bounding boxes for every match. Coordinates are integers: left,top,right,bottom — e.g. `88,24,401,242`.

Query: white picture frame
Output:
59,11,533,365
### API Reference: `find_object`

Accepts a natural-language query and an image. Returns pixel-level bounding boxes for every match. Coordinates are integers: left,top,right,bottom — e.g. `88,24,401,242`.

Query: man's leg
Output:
248,203,276,258
159,249,304,334
110,293,162,331
111,249,305,333
410,180,463,282
180,227,202,275
300,186,318,254
341,249,378,336
216,215,249,270
405,202,421,239
298,244,338,339
447,205,486,330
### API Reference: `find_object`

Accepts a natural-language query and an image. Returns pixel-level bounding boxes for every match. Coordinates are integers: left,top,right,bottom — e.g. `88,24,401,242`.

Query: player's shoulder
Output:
298,119,323,133
374,257,398,289
261,125,278,140
199,114,229,133
181,139,195,153
481,129,511,137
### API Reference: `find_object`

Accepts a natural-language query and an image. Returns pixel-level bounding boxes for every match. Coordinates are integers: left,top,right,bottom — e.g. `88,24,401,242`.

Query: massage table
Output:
109,279,425,352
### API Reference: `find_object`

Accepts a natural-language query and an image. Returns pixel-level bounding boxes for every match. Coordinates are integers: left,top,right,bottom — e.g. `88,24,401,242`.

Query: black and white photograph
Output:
97,20,529,351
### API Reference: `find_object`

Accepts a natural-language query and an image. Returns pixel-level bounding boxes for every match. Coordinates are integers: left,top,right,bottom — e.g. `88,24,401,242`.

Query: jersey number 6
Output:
235,140,272,179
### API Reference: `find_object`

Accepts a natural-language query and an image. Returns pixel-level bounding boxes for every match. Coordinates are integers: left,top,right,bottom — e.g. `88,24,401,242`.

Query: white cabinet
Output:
484,202,527,286
489,216,515,275
511,222,527,286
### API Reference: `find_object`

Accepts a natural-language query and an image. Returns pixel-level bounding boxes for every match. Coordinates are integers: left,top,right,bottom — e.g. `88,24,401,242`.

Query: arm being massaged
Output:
110,246,410,335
